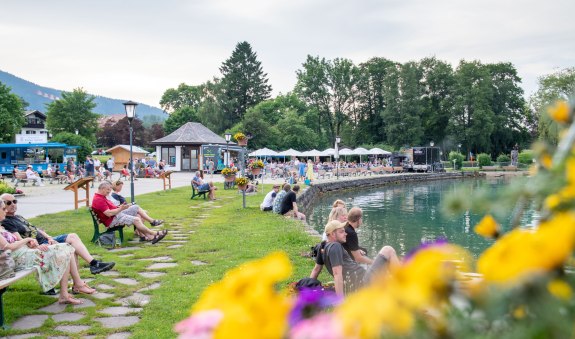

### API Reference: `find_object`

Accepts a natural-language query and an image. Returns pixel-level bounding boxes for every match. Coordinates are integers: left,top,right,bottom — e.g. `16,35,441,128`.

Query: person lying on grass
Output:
91,182,167,244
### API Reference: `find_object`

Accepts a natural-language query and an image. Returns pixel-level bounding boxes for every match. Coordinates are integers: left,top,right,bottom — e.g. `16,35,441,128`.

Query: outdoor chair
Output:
88,207,125,247
191,181,209,199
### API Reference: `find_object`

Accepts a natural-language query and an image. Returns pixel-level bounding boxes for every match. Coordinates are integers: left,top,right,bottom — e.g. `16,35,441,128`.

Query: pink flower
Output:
289,313,344,339
174,309,224,339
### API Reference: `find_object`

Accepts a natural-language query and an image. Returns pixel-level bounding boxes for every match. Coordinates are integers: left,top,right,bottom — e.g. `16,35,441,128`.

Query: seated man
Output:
192,171,216,200
25,165,44,186
310,220,400,296
0,193,115,275
91,182,167,244
260,184,280,211
342,207,372,265
280,184,306,221
272,183,289,214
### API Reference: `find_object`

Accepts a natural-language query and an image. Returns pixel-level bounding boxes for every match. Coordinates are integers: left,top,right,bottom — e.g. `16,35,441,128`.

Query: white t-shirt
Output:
261,190,277,209
26,168,37,179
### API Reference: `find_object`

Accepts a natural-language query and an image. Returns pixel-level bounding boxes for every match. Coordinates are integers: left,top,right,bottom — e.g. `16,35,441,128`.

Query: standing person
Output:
298,159,306,182
280,184,306,221
0,200,96,304
1,193,116,275
106,157,115,173
260,184,280,211
207,158,215,178
25,165,44,186
93,157,101,173
342,207,372,264
85,156,95,177
310,220,400,296
66,158,76,183
306,159,314,182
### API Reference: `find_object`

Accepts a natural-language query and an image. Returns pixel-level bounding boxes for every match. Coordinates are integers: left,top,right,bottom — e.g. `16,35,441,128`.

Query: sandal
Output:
59,296,84,305
150,219,164,227
151,230,168,244
72,283,96,295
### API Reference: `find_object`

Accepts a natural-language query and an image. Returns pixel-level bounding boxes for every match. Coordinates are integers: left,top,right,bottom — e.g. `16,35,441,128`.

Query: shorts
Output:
199,183,210,191
109,205,139,227
39,234,68,245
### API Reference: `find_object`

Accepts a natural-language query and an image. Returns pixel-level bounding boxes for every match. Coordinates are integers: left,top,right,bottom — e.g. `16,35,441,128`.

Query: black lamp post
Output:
123,100,138,203
224,133,231,167
335,135,341,180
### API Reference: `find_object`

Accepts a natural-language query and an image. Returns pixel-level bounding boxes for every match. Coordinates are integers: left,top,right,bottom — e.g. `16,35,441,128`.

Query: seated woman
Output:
145,165,157,178
192,171,217,200
0,200,95,305
109,181,164,237
120,165,130,180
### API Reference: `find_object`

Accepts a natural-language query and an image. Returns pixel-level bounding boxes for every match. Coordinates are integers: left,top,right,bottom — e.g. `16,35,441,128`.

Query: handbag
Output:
0,249,16,280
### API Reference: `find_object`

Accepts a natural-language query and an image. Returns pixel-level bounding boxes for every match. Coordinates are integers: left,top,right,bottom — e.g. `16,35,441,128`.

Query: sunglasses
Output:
4,199,17,206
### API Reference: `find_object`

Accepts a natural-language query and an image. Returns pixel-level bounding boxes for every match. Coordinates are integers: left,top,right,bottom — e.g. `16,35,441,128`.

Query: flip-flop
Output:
59,297,84,305
151,230,168,244
150,219,164,227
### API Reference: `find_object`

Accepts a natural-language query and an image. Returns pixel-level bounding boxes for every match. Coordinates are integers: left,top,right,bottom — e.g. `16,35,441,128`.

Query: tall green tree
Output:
530,67,575,144
160,83,204,113
164,107,200,134
295,56,359,144
220,41,272,130
381,62,426,148
449,61,495,156
51,132,93,160
0,81,25,143
45,88,99,141
486,62,529,154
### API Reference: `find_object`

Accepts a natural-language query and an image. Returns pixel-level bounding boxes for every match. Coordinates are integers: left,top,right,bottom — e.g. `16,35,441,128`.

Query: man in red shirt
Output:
92,182,167,244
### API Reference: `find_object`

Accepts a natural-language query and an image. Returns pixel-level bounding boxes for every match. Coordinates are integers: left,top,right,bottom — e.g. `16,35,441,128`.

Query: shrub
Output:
0,181,16,195
477,153,492,168
518,150,534,164
448,152,464,170
496,154,511,163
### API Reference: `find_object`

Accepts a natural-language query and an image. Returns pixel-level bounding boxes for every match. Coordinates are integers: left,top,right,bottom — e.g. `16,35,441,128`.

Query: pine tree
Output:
220,41,272,130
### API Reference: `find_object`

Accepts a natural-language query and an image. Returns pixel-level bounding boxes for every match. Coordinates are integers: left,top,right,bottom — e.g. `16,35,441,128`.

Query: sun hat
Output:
324,220,345,235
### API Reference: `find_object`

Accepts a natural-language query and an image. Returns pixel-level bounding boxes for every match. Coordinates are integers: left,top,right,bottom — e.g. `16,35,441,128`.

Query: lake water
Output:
307,178,537,258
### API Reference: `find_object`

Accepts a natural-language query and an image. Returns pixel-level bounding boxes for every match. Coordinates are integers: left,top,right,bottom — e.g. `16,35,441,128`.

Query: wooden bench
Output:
13,172,30,187
393,167,404,173
88,207,124,247
0,268,35,328
191,183,209,200
481,166,499,171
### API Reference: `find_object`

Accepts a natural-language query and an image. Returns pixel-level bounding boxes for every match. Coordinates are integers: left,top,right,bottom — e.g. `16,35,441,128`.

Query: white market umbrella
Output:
368,147,391,155
249,148,279,157
353,147,370,163
278,148,303,157
322,148,336,156
305,149,323,157
339,148,354,156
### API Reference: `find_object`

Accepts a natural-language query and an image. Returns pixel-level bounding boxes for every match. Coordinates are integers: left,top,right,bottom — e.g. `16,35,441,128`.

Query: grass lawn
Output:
0,183,318,338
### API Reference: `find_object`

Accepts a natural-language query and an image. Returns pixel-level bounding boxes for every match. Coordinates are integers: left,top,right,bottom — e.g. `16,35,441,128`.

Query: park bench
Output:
88,207,125,247
191,182,209,200
481,166,499,171
393,167,404,173
13,172,30,187
317,170,333,179
502,166,518,171
0,268,35,328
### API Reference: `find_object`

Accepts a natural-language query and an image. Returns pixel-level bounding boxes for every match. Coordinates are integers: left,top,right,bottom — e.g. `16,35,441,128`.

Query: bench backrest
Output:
15,172,27,179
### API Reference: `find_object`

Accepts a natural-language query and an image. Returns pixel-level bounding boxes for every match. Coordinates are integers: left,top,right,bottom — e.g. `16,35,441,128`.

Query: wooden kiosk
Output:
64,177,94,210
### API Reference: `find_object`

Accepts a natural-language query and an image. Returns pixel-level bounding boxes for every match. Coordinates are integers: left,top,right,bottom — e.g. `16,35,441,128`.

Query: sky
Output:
1,0,573,108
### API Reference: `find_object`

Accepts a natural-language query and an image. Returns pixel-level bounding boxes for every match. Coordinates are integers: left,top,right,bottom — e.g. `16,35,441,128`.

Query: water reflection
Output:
308,178,537,258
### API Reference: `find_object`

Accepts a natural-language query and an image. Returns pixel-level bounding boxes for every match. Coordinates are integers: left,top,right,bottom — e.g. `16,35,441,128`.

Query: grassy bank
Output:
1,184,317,338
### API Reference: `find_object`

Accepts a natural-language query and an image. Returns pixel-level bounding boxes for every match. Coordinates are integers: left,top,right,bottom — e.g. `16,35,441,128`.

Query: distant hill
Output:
0,69,167,121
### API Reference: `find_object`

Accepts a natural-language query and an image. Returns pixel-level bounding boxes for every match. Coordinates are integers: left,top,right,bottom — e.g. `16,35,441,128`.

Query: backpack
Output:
97,232,116,247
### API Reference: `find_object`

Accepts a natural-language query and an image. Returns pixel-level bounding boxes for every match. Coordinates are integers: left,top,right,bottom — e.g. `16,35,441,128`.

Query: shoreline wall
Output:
298,172,482,216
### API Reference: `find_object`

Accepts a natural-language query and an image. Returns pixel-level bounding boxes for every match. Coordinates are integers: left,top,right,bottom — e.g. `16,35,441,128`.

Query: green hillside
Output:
0,69,167,121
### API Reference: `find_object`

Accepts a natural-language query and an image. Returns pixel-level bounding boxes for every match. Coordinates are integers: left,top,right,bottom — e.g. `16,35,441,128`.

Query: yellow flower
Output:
547,279,572,300
513,305,526,319
478,213,575,284
544,194,562,210
191,252,293,339
567,158,575,184
540,154,553,169
547,100,570,123
474,215,500,238
336,245,469,337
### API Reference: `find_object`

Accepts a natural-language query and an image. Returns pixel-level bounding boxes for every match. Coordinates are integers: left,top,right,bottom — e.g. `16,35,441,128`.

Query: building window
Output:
161,147,176,166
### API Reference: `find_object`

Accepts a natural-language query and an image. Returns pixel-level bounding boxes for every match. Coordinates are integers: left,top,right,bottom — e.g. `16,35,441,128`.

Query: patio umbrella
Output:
368,147,391,155
353,147,370,163
248,148,279,157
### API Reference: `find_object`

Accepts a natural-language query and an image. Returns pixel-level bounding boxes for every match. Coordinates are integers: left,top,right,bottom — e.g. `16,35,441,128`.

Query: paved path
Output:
13,172,284,219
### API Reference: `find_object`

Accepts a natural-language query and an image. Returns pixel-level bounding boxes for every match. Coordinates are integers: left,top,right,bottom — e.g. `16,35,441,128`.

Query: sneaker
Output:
90,261,116,274
42,288,57,295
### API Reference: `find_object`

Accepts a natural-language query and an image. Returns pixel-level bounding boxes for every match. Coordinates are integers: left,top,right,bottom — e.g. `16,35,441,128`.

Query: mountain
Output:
0,69,167,121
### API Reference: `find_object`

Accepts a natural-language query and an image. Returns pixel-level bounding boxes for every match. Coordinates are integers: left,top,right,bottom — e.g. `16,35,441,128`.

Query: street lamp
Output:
335,135,341,180
224,133,231,168
123,100,138,204
429,141,435,172
75,129,79,135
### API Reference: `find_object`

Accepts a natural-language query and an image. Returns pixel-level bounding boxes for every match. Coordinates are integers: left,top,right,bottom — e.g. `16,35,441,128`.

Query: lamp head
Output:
225,133,231,142
123,100,138,121
430,141,435,147
336,136,341,144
